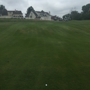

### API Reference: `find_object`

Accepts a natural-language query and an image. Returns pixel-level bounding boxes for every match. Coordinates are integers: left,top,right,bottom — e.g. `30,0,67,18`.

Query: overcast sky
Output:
0,0,90,17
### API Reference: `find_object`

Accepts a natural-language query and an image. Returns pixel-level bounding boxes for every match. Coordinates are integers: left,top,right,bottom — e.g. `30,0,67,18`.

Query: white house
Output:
0,10,23,18
25,6,51,20
8,10,23,18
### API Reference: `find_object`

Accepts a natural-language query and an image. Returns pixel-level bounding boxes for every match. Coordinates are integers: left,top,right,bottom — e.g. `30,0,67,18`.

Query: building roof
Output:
36,11,49,14
8,10,22,14
26,6,38,17
36,10,50,17
13,11,22,14
8,11,14,12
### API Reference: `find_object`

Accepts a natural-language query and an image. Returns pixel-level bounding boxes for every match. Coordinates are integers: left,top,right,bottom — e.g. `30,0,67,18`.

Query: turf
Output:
0,20,90,90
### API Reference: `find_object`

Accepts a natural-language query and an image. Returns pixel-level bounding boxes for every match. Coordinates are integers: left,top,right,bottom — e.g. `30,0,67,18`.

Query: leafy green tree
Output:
63,3,90,20
0,5,8,15
82,4,90,20
26,6,33,15
71,11,81,20
82,4,90,13
0,5,5,10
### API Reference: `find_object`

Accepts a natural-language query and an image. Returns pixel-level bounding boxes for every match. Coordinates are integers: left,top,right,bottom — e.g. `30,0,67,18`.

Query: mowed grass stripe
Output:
0,20,90,90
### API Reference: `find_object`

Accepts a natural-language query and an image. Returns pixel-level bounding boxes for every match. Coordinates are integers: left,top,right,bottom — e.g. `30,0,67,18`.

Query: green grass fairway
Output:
0,20,90,90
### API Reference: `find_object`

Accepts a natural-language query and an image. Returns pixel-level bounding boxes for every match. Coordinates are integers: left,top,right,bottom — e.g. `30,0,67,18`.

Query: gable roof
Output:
36,10,50,16
13,11,22,14
26,6,38,17
8,11,14,12
8,10,22,14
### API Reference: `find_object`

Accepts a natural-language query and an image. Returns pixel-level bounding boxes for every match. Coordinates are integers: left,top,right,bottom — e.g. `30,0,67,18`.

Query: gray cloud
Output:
0,0,90,17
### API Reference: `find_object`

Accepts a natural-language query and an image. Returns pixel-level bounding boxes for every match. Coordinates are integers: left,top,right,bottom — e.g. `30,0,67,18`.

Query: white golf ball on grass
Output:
45,84,48,86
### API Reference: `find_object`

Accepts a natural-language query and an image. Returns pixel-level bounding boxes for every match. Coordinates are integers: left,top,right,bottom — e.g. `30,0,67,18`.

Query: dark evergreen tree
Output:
0,5,5,10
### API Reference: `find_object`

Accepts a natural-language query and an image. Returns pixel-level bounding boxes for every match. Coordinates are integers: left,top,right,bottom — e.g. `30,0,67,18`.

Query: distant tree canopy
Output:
63,3,90,20
82,4,90,20
0,5,6,11
0,5,8,15
26,6,33,15
71,11,82,20
82,4,90,13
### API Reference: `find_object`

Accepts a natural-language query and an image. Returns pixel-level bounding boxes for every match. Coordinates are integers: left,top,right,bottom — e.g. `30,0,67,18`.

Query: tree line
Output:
0,5,7,11
63,3,90,20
